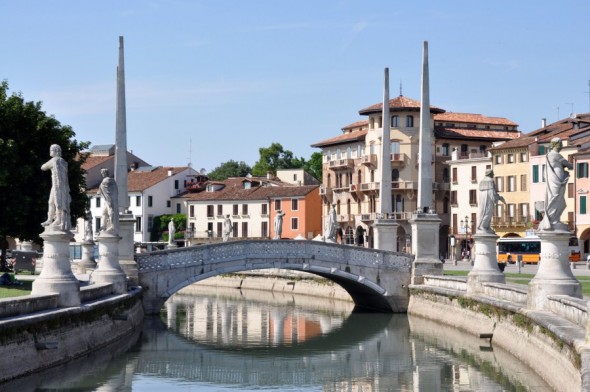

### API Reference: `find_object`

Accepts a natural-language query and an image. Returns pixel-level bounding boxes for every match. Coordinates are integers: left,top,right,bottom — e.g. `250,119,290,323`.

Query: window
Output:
261,222,268,238
176,203,181,213
216,222,222,238
232,222,238,238
391,141,400,154
293,174,297,181
539,145,546,155
520,175,527,192
207,205,214,218
442,168,450,183
406,115,414,127
392,115,399,127
442,143,450,156
508,154,515,163
507,176,516,192
532,165,539,183
242,204,248,215
495,154,503,164
519,203,529,221
346,147,352,159
581,196,587,215
520,152,528,162
174,180,179,190
452,168,458,184
148,216,154,230
469,189,477,205
291,199,298,211
241,222,248,238
542,164,546,182
291,217,299,230
217,205,223,216
274,200,281,211
471,166,477,183
326,150,331,161
136,196,141,206
189,205,195,218
233,204,239,216
450,191,457,206
96,197,101,208
95,217,101,233
135,217,141,232
336,149,341,159
357,145,362,157
167,200,171,208
496,177,504,192
262,204,268,215
577,162,589,178
148,196,153,207
568,183,574,198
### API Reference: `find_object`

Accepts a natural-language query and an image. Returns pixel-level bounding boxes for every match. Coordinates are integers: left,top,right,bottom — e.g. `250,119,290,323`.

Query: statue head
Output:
101,168,110,178
49,144,62,157
485,169,494,178
550,137,562,152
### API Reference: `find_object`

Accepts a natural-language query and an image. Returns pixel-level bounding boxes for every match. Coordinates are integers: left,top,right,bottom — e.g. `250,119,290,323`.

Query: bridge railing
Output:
135,240,413,273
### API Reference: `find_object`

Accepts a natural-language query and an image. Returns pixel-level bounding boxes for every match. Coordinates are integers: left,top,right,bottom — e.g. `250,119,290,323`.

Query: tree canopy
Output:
251,142,305,177
207,160,252,181
0,81,89,267
302,151,322,182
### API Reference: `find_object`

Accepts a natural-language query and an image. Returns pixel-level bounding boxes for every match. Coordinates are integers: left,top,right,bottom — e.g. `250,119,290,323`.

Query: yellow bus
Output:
497,236,580,264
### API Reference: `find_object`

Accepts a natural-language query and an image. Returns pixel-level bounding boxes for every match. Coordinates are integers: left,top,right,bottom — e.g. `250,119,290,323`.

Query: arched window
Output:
347,199,351,215
327,173,331,187
443,197,449,213
346,146,352,159
370,170,375,182
345,227,355,245
406,115,414,127
357,145,362,157
395,195,404,212
442,168,449,183
326,150,331,161
357,169,362,185
392,115,399,127
336,148,342,160
392,168,400,182
337,200,341,214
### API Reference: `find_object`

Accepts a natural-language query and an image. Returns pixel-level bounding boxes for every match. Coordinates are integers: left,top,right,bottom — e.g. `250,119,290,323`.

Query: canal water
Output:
6,285,553,391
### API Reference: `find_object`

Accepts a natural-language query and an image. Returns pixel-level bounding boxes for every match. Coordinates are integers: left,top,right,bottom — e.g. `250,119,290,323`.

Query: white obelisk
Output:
410,41,442,283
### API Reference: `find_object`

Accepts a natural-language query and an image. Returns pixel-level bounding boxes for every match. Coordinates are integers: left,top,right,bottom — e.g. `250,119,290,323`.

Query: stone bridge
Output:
136,240,414,314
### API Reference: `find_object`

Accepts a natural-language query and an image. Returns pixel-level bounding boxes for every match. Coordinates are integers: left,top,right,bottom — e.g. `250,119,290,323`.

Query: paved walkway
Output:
443,259,590,277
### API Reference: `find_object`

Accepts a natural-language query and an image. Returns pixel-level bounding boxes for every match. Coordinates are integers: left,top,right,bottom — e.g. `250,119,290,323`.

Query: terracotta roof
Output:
342,120,368,130
311,129,368,148
180,177,318,202
82,155,112,171
127,166,189,192
358,95,445,115
434,127,521,141
488,136,535,151
434,112,518,126
528,113,590,136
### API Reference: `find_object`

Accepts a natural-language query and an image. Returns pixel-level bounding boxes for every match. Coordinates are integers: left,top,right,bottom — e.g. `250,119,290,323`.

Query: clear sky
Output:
1,0,589,171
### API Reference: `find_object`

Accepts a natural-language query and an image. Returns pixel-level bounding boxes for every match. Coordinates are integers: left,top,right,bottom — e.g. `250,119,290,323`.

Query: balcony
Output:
434,182,450,191
329,158,354,170
391,153,406,167
337,214,353,223
361,154,377,168
360,212,412,222
360,182,380,193
392,180,417,190
491,215,533,227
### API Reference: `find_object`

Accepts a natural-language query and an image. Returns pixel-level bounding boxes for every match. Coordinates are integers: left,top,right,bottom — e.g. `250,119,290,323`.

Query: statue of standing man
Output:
41,144,71,231
274,210,286,240
223,215,232,242
326,204,338,241
477,169,505,234
168,219,175,245
540,137,572,231
97,168,119,235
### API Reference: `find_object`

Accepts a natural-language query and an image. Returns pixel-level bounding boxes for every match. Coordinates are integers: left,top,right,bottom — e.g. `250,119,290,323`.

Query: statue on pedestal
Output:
477,169,505,234
274,210,285,240
326,204,338,241
540,137,573,231
84,210,94,242
168,219,175,245
223,215,232,242
41,144,71,231
98,168,119,235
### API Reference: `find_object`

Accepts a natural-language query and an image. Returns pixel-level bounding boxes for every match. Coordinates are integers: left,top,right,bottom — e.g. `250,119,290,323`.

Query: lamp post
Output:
460,215,472,262
449,235,456,265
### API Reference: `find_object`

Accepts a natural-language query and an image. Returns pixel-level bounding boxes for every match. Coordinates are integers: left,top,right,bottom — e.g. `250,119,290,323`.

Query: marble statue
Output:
168,220,175,245
477,169,505,234
540,137,573,231
41,144,71,231
98,168,119,235
84,210,93,241
274,210,285,240
223,215,232,242
326,204,338,241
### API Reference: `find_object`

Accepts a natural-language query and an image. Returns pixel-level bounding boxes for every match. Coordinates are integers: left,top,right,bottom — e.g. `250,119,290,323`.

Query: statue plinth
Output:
372,218,399,252
166,243,178,249
410,212,442,284
467,232,505,293
76,240,97,274
118,212,137,284
91,232,127,294
32,228,80,307
528,229,582,310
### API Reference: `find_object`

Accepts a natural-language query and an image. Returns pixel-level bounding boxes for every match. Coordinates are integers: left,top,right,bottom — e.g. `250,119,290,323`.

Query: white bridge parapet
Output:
136,240,414,315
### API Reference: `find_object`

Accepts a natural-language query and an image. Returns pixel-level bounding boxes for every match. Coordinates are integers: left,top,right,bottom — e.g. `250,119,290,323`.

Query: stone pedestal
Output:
528,229,582,310
118,212,138,284
167,243,178,250
91,233,127,294
31,229,80,307
467,232,505,293
77,240,97,274
410,212,442,284
372,218,399,252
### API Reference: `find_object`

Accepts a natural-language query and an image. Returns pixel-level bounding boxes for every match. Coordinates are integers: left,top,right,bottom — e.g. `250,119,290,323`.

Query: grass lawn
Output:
444,270,590,296
0,278,33,298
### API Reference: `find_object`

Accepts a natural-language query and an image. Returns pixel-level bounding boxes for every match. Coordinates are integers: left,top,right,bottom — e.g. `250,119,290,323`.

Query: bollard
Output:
571,262,576,269
517,261,521,274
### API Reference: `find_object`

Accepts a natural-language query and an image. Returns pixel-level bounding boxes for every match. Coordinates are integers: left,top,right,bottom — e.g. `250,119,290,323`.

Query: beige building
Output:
312,95,520,254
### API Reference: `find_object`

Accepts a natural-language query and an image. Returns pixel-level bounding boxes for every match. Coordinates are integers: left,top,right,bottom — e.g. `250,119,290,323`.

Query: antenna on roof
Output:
555,105,560,120
399,80,403,96
187,138,192,167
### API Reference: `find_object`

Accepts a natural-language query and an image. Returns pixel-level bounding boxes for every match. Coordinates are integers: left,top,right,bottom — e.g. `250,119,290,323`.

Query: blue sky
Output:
1,0,589,171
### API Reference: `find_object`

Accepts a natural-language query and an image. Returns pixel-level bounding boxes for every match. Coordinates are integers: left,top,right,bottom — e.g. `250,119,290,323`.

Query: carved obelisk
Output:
410,41,442,283
372,67,398,251
114,36,137,281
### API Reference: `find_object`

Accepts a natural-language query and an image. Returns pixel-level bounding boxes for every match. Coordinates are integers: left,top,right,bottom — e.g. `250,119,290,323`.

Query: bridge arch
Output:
137,240,414,315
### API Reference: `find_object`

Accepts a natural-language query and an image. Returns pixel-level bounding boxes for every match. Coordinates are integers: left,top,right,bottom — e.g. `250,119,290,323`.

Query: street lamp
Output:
459,215,472,261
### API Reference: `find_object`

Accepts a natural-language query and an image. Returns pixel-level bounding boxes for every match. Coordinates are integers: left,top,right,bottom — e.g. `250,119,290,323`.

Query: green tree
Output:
0,81,89,270
251,142,304,177
303,151,322,181
207,160,252,181
151,214,186,242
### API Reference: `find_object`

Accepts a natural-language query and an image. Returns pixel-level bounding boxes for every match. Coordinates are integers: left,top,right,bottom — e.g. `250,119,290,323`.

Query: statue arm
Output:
41,158,54,171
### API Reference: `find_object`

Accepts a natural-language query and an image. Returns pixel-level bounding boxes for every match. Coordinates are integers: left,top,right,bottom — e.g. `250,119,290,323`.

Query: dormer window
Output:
206,184,213,192
244,182,251,189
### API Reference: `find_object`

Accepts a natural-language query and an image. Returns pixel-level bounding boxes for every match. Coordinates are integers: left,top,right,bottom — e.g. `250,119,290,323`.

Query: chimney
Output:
168,169,173,177
541,118,547,128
